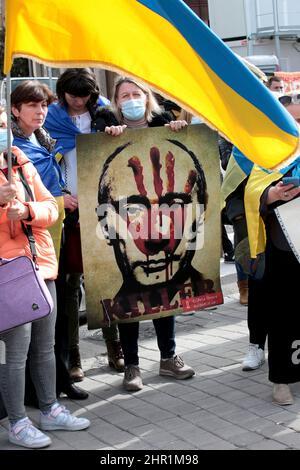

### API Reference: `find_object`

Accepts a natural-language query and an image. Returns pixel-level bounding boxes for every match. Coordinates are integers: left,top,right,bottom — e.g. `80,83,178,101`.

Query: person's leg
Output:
28,280,90,431
236,262,248,305
0,323,31,424
65,272,83,381
55,272,88,400
118,322,142,391
248,276,268,349
242,275,266,371
153,316,176,359
232,217,249,304
154,316,195,380
28,280,57,413
102,324,124,371
0,323,52,448
222,224,234,262
118,322,139,366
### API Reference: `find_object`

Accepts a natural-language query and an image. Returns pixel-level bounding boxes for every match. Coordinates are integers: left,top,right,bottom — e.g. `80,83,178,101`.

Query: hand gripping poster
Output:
77,125,223,328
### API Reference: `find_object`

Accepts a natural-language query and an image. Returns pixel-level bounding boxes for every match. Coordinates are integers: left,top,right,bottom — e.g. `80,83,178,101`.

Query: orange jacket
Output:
0,146,58,280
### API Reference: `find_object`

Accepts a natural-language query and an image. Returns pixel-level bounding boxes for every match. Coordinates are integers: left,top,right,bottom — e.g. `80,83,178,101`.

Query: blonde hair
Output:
112,77,162,122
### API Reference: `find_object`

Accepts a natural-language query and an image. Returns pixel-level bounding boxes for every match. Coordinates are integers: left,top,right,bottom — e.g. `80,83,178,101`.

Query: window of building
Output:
184,0,209,25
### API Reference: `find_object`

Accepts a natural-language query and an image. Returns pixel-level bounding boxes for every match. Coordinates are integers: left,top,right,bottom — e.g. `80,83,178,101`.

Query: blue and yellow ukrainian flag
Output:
245,156,300,258
4,0,299,168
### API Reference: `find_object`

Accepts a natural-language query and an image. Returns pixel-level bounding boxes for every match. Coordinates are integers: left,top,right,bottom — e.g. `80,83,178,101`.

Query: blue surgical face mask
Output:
0,128,9,154
121,99,146,121
191,116,203,125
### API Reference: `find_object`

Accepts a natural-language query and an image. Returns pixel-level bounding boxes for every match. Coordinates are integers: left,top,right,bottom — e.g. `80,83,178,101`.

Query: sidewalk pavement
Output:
1,263,300,451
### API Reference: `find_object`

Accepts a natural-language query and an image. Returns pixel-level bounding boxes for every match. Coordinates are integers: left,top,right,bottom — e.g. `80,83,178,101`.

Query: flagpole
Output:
6,72,12,184
5,71,15,238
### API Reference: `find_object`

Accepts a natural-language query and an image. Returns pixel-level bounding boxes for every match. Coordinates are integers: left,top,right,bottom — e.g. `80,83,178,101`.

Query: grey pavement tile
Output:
88,421,137,446
224,411,270,429
83,402,124,419
215,389,251,403
158,417,192,431
178,390,212,404
226,430,265,447
123,403,174,422
157,439,198,450
200,439,238,450
236,396,269,410
247,440,289,450
115,439,154,450
248,402,286,417
270,429,300,449
255,423,293,439
102,410,149,430
192,396,228,410
130,424,178,447
170,426,219,447
183,411,230,431
286,418,300,432
262,409,300,423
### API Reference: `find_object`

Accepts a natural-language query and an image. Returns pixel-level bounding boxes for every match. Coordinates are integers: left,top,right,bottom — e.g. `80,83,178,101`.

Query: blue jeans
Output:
118,315,176,366
0,280,57,424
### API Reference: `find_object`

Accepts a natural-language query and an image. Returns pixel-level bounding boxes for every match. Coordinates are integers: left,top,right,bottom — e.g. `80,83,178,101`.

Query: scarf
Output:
12,121,65,197
44,103,82,154
11,120,56,153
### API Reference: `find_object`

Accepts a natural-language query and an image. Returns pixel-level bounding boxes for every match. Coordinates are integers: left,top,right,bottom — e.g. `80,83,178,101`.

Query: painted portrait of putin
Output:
97,138,214,318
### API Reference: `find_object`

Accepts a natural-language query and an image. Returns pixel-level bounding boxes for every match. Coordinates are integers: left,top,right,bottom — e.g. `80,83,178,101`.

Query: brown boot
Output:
237,280,248,306
106,340,125,372
69,346,84,382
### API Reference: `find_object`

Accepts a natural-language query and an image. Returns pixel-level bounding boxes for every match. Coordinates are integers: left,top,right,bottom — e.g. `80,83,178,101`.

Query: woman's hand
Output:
105,125,127,136
267,181,300,205
7,199,29,220
165,120,188,132
64,193,78,212
0,182,17,206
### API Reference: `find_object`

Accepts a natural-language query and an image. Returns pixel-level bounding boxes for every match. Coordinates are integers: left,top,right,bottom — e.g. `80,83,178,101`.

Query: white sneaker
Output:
242,343,265,371
39,402,90,431
9,417,51,449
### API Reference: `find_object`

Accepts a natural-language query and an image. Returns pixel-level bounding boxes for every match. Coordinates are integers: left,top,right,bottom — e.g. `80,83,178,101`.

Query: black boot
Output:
58,383,89,400
69,346,84,382
106,340,125,372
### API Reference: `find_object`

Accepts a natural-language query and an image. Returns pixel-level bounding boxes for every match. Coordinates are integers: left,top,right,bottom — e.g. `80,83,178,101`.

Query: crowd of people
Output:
1,67,300,448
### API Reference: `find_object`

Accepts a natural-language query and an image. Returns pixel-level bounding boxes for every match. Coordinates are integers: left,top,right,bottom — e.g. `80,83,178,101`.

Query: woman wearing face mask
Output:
96,77,193,392
0,116,90,448
97,76,188,136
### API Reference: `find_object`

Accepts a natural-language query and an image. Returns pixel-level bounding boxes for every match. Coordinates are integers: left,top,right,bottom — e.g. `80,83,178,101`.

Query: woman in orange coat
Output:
0,139,90,449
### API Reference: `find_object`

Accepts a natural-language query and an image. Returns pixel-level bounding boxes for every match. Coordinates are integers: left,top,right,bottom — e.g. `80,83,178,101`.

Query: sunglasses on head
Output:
279,94,300,106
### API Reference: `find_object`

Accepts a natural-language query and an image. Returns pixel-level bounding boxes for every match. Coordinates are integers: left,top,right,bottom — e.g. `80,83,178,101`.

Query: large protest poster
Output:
77,125,223,329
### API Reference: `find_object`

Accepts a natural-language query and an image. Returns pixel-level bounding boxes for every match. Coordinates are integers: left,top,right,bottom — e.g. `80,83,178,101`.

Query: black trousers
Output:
265,242,300,384
118,315,176,366
248,276,268,349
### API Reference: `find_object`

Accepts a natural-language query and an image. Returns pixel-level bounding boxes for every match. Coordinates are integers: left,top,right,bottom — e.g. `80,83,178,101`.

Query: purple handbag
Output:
0,256,54,333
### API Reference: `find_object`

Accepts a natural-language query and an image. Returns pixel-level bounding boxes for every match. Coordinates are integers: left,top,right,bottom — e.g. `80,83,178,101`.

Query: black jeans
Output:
118,315,176,366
